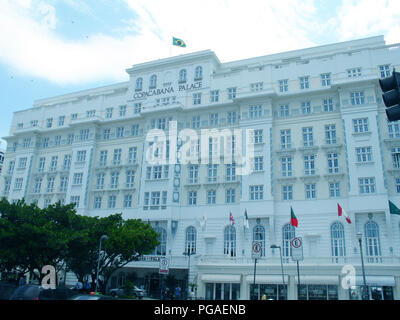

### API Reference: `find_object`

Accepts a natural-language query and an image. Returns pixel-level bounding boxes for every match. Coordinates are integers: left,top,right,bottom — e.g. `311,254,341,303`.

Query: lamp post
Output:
357,232,368,300
271,244,286,299
95,235,108,293
183,247,195,300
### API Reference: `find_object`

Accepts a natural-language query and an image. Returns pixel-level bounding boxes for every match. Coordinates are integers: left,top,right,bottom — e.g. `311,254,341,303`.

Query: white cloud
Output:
1,0,399,85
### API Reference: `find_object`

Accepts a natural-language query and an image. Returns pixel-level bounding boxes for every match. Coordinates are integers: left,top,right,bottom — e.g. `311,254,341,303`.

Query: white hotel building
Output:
3,35,400,300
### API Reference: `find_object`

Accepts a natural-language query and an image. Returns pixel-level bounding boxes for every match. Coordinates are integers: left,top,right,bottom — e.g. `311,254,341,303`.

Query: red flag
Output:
338,203,351,224
229,212,235,226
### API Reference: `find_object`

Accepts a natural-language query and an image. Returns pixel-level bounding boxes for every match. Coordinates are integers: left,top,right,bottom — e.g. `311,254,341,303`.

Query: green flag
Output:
173,37,186,47
389,200,400,215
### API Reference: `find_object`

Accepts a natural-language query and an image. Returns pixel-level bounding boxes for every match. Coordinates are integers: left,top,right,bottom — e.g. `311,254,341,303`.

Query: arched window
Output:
331,222,346,263
185,226,196,254
135,77,143,91
195,66,203,80
153,226,167,256
224,225,236,257
253,225,266,257
282,224,295,262
179,69,187,83
149,74,157,89
365,221,382,263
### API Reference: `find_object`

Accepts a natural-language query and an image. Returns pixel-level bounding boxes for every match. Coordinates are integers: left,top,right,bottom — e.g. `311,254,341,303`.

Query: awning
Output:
294,275,339,285
355,276,395,287
245,275,288,284
201,274,241,283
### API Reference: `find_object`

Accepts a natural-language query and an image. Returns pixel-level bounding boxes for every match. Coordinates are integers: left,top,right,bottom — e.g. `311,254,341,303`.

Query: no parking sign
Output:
290,237,303,261
252,241,262,259
159,257,169,275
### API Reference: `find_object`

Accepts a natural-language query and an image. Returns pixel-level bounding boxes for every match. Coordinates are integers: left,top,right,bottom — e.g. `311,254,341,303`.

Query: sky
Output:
1,0,400,148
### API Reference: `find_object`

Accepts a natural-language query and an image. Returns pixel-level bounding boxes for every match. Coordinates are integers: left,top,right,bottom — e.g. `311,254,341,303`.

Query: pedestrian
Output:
18,274,26,287
261,293,267,300
175,286,181,300
84,280,91,293
75,281,83,292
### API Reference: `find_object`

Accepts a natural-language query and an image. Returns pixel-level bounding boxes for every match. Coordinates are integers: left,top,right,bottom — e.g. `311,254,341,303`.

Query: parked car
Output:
71,294,116,300
0,282,18,300
109,286,146,299
38,286,78,300
9,284,43,300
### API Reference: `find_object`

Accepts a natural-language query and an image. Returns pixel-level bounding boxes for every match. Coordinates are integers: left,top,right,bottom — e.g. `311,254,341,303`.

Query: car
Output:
9,284,43,300
71,294,116,300
109,286,146,299
38,286,79,300
0,282,18,300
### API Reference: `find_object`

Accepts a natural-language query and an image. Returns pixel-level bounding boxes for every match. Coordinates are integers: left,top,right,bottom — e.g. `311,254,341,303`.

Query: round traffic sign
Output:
160,257,169,267
252,241,262,254
291,237,302,249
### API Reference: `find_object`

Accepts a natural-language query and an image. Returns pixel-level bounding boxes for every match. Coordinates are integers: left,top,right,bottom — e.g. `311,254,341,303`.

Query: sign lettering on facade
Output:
133,81,202,100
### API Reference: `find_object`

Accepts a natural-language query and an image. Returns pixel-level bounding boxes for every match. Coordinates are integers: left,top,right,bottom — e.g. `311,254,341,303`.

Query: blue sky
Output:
1,0,400,148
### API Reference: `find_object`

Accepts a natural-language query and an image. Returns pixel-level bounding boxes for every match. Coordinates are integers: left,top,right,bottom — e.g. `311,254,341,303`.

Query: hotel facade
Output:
3,35,400,300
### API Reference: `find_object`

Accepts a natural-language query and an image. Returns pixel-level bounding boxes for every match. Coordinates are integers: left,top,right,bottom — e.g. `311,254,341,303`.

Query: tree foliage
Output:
0,198,159,288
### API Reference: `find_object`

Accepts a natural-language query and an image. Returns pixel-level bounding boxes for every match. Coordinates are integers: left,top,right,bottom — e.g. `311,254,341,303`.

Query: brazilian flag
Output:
173,37,186,48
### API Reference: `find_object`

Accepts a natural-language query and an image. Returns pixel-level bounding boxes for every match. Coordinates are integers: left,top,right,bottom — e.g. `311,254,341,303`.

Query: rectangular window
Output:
254,129,263,144
189,165,199,184
134,103,142,114
71,113,78,120
280,105,290,118
353,118,369,133
329,182,340,198
153,165,162,180
347,67,362,78
282,185,293,200
226,189,235,203
63,154,71,170
323,98,334,112
321,73,331,86
18,157,27,169
113,149,122,165
304,155,316,175
350,91,365,105
207,190,216,204
226,163,236,182
119,105,127,117
79,129,89,141
207,164,218,183
280,129,291,149
46,177,55,193
76,150,86,162
305,184,316,199
34,178,42,194
38,158,45,172
228,87,237,99
86,109,96,118
96,173,105,190
303,127,314,147
249,105,262,119
379,64,391,78
193,93,202,105
116,127,124,138
128,147,137,163
396,178,400,193
254,156,264,171
281,157,292,177
210,90,219,103
188,191,197,205
14,178,23,190
94,196,102,209
55,135,61,146
23,138,31,148
151,192,161,206
391,147,400,168
99,150,107,167
46,118,53,128
210,113,218,126
192,116,200,129
328,153,339,173
110,172,119,188
356,147,372,162
50,156,58,171
126,170,135,188
299,76,310,89
250,82,263,92
227,111,237,124
249,185,264,200
144,192,150,208
131,124,139,136
359,177,376,194
67,133,74,145
325,124,337,144
279,79,288,92
388,120,400,138
106,107,113,119
73,173,83,185
58,116,65,126
60,176,68,192
43,137,49,148
301,101,311,115
108,195,116,209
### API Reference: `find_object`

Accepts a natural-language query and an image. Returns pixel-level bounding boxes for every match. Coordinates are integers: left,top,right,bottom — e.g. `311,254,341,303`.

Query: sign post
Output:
291,237,303,299
252,241,262,300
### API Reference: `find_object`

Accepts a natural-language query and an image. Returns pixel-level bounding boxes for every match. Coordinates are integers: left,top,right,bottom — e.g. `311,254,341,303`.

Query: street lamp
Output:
356,232,368,300
271,244,286,299
183,247,195,300
95,235,108,293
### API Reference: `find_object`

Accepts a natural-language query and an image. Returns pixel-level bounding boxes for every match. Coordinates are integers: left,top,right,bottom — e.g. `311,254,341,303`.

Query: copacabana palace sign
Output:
133,81,202,100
